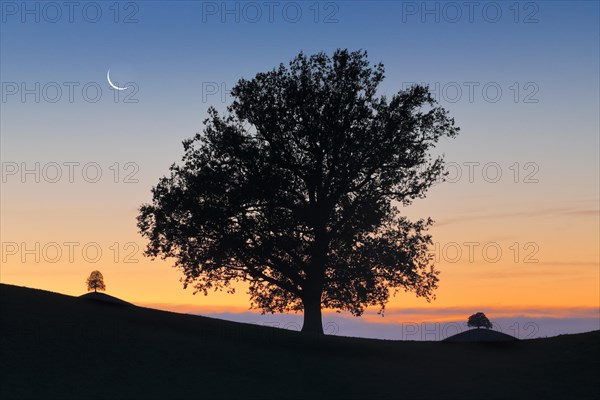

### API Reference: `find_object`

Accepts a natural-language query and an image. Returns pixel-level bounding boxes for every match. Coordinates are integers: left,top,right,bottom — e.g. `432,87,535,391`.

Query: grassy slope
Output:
1,284,598,400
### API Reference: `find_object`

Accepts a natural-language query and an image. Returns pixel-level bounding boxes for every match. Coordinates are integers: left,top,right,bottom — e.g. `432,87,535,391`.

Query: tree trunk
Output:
302,224,327,335
301,293,324,335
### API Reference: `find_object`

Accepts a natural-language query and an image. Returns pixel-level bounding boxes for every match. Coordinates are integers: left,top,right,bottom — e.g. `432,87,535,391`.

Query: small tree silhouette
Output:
467,312,492,329
86,270,106,293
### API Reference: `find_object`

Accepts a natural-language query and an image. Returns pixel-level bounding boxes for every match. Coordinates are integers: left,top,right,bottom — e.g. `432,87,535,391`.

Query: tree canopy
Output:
467,312,492,329
137,49,459,334
86,270,106,293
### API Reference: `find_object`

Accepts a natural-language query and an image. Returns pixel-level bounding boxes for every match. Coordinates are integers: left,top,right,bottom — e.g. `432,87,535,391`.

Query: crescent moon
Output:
107,69,128,91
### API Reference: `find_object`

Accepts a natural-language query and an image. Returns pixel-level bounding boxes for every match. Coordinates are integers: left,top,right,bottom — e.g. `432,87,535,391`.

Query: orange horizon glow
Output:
2,194,598,323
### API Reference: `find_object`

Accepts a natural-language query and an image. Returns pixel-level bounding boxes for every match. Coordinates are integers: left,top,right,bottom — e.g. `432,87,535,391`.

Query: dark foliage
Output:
138,49,459,333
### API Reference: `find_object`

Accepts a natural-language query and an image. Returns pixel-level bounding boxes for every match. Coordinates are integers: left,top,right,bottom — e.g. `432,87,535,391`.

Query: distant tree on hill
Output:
86,270,106,293
467,312,492,329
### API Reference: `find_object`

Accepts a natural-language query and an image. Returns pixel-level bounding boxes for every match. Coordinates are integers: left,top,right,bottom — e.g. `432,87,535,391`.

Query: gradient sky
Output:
1,1,598,339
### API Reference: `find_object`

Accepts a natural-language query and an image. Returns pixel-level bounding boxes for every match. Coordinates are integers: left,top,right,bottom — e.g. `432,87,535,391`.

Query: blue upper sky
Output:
2,1,598,172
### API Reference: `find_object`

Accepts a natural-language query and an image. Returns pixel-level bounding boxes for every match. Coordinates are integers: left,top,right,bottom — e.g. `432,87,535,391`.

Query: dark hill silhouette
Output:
79,291,133,306
444,328,518,342
1,283,598,399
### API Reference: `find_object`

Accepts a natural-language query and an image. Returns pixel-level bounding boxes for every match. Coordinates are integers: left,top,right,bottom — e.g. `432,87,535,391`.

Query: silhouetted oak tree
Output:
86,270,106,293
468,312,492,329
137,49,459,334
